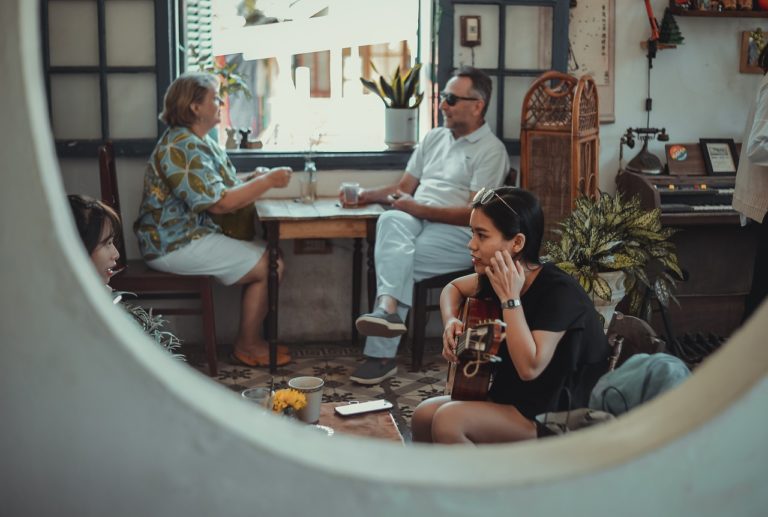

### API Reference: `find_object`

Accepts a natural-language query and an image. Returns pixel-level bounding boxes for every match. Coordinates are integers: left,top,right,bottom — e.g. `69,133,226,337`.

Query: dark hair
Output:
68,194,121,255
453,66,492,117
159,72,219,128
759,43,768,74
472,187,544,300
471,187,544,265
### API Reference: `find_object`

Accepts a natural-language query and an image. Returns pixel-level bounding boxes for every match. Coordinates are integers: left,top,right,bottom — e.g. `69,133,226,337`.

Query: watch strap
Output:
502,298,522,309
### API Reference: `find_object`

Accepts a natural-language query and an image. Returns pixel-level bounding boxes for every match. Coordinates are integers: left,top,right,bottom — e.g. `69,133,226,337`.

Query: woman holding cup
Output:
134,72,293,367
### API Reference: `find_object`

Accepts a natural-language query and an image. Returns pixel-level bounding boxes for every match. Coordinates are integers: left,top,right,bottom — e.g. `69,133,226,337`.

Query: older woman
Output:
134,72,291,367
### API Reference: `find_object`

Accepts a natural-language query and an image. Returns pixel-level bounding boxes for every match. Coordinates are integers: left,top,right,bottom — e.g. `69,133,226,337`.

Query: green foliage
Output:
659,8,684,45
115,292,186,361
189,46,252,100
360,63,424,109
542,192,683,321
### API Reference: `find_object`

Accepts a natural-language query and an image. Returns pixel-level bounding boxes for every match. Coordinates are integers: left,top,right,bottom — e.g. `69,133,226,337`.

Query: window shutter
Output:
184,0,213,70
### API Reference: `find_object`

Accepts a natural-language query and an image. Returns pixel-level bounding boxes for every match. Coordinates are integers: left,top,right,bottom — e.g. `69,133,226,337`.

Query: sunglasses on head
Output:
440,92,480,106
473,188,518,216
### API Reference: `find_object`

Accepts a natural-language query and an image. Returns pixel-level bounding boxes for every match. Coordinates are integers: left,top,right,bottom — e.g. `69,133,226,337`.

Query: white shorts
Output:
146,233,266,286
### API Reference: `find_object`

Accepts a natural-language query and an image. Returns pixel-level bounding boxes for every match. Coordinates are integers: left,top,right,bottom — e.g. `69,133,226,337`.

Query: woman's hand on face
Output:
442,317,463,363
486,249,525,302
265,167,292,188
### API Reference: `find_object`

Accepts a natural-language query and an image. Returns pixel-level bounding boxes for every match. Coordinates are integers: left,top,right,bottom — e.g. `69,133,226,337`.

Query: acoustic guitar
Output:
444,297,506,401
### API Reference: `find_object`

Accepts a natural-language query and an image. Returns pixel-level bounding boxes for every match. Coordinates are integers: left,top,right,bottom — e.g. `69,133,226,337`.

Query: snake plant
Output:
360,63,424,109
543,192,683,321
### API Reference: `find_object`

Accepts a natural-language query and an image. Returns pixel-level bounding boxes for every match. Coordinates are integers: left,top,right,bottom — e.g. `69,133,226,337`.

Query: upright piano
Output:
616,144,758,339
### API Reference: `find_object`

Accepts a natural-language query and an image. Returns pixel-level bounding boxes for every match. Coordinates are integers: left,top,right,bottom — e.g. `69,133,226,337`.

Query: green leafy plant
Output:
360,63,423,109
189,46,252,100
114,292,186,361
542,192,683,321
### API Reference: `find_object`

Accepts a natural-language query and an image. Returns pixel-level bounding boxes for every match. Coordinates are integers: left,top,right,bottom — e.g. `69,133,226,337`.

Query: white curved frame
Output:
2,1,767,514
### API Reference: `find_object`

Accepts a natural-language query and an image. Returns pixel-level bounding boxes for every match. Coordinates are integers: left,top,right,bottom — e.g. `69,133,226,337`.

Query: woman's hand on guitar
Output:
486,250,524,302
442,317,463,363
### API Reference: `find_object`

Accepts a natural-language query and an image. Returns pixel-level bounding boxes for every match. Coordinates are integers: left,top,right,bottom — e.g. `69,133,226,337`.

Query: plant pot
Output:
592,271,626,330
384,108,417,150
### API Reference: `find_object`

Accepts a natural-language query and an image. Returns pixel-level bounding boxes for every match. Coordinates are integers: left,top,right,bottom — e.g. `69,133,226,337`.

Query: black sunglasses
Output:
440,92,480,106
473,188,518,216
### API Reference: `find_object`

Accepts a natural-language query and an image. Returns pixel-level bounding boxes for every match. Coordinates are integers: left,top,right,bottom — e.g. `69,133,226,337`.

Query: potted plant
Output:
542,192,683,326
360,63,423,150
189,46,252,101
113,292,186,362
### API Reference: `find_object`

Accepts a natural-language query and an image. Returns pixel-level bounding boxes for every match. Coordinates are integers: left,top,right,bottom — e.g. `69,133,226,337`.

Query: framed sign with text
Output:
567,0,615,124
699,139,738,176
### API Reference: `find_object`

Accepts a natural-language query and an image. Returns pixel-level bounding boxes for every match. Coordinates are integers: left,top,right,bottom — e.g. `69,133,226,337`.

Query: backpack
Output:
588,353,691,416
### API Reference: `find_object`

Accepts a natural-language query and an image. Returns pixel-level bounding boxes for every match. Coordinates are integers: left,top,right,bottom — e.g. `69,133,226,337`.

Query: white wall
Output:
604,1,763,191
4,2,768,514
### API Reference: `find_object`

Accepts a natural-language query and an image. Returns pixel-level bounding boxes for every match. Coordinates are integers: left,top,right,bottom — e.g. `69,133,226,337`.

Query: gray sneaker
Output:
349,358,398,385
355,309,407,337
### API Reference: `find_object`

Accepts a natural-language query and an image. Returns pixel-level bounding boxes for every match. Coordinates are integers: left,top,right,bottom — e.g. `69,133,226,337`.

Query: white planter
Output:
384,108,417,150
592,271,626,330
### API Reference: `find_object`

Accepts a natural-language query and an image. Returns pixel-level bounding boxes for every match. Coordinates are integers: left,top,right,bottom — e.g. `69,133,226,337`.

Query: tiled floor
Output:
184,340,448,442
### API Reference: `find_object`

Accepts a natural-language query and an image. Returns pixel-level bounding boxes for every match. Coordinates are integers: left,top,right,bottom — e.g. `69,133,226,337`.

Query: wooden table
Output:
255,198,384,372
317,402,403,443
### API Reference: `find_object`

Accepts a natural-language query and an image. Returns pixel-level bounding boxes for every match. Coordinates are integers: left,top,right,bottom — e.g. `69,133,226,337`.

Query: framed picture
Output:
740,32,763,75
699,139,738,176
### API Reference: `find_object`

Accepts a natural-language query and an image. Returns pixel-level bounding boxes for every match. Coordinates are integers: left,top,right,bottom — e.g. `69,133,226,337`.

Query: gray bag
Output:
534,408,615,436
588,353,690,416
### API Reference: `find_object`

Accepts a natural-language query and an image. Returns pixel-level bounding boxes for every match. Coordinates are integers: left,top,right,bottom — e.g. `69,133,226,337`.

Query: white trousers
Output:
363,210,473,358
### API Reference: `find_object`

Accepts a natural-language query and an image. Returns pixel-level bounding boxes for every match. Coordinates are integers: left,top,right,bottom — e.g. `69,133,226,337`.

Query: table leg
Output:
366,219,376,311
265,221,280,374
352,237,362,343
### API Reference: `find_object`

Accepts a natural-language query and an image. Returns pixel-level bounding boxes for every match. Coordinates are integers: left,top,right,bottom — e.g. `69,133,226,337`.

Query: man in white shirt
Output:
349,66,510,385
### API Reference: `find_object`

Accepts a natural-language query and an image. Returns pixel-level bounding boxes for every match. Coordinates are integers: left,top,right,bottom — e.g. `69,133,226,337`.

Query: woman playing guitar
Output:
411,187,610,444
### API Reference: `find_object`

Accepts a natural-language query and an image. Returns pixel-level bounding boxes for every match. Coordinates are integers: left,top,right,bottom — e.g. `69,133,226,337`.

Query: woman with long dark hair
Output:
411,187,609,444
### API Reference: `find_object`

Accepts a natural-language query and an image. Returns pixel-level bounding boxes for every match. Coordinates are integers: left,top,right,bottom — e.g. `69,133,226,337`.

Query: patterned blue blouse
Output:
134,127,241,260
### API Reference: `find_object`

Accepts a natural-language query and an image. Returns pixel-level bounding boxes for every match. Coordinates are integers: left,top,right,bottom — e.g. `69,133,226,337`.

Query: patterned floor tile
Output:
183,340,447,442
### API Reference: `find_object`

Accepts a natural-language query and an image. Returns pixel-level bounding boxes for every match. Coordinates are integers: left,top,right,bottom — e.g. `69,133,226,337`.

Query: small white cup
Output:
288,376,324,424
340,181,360,208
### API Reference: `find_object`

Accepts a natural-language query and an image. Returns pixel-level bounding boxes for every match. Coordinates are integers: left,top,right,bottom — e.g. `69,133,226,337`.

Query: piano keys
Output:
616,170,739,226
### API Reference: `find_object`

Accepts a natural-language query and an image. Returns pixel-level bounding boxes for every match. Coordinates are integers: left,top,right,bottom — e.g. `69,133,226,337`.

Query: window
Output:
184,0,427,155
41,0,175,157
436,0,570,156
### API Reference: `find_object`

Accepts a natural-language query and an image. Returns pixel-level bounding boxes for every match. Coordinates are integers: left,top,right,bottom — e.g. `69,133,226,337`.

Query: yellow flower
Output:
271,388,307,413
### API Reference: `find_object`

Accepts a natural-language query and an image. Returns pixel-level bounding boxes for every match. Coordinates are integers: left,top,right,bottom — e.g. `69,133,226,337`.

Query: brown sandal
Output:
231,349,291,367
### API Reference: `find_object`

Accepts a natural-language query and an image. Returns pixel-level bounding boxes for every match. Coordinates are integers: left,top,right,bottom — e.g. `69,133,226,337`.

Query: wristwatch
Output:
502,298,522,310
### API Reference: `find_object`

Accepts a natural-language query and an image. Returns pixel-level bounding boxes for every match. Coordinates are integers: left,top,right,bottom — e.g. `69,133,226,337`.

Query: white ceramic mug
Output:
287,376,324,424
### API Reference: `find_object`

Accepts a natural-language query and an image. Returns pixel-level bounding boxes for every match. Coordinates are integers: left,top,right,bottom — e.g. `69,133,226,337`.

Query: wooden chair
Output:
407,169,518,371
408,267,474,371
98,142,219,376
606,311,666,370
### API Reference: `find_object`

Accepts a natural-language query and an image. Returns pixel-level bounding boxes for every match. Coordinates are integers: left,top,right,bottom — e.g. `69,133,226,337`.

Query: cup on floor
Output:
241,387,273,411
287,376,324,424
